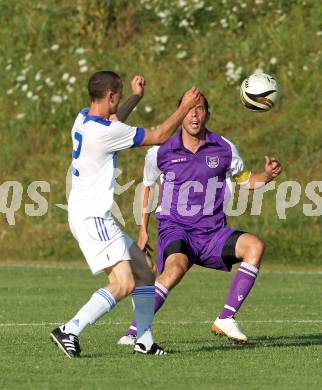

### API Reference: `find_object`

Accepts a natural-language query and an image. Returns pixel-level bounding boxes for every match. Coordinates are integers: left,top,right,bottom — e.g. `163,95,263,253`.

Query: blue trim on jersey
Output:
80,108,111,126
84,115,112,126
80,107,90,116
72,166,80,177
112,153,118,169
72,132,83,159
131,127,145,147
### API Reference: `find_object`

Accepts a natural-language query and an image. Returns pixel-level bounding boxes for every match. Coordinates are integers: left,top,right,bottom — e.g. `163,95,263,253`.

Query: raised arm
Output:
110,75,145,121
140,86,201,146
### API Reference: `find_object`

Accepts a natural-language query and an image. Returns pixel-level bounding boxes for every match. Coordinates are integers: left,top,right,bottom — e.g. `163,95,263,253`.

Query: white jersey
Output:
68,108,145,219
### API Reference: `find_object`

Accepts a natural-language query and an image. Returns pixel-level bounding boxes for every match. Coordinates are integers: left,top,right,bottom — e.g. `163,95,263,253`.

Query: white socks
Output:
63,288,116,336
132,285,155,349
63,284,156,349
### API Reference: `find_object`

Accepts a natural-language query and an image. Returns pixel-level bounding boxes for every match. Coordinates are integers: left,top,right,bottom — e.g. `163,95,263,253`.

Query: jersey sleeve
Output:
143,146,161,187
222,136,251,185
104,121,145,152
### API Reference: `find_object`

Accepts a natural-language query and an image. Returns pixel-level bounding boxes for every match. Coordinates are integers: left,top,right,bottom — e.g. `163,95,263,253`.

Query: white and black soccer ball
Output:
240,73,280,112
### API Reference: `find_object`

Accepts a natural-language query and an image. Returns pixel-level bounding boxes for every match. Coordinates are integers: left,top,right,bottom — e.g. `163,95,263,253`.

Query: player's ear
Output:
106,90,113,101
205,111,210,123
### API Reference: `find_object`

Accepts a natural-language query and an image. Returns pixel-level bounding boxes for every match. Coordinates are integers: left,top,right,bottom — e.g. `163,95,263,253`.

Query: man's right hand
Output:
180,86,201,111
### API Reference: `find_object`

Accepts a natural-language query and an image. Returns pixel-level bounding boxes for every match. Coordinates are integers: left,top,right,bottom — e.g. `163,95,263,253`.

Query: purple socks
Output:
125,262,258,337
219,262,259,319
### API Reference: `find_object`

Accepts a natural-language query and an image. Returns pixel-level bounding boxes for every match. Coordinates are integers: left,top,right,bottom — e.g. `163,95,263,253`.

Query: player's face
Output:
182,96,209,136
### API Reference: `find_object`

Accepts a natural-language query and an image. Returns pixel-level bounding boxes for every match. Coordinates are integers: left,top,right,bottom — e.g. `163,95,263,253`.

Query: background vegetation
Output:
1,0,321,266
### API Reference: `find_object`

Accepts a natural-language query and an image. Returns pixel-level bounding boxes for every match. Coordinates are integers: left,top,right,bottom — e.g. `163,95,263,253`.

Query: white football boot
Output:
117,334,136,346
211,317,247,343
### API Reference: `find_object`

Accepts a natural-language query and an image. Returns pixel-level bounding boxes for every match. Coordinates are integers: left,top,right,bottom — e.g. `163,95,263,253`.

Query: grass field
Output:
1,2,321,388
1,263,321,390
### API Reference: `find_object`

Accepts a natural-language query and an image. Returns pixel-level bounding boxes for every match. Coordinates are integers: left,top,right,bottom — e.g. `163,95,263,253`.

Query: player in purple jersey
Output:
119,93,282,344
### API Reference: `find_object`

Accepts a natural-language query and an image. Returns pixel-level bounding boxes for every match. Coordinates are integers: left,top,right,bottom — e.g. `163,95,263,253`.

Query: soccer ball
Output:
240,73,280,112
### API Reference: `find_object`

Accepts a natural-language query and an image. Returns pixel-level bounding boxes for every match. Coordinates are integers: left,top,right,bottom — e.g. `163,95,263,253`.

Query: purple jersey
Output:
143,129,248,233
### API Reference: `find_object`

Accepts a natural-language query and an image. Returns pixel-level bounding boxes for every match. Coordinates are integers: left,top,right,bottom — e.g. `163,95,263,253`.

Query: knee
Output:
161,258,188,287
253,236,265,257
116,275,136,298
244,236,265,266
171,262,187,277
125,276,136,295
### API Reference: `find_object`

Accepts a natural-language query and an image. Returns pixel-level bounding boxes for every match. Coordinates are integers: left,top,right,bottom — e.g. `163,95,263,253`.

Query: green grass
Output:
1,2,321,387
1,264,322,390
1,0,322,265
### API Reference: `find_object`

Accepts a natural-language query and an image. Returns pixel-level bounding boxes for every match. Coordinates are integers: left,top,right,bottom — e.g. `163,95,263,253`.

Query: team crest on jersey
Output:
206,156,219,168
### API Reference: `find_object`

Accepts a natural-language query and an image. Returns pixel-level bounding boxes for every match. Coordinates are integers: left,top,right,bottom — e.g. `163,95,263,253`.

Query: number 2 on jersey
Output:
72,131,83,176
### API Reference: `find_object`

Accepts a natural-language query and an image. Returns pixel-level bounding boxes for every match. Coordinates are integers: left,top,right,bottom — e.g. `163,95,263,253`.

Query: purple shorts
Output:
157,221,240,273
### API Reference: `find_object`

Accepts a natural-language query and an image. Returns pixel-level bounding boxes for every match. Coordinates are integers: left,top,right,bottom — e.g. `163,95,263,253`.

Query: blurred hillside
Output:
0,0,321,265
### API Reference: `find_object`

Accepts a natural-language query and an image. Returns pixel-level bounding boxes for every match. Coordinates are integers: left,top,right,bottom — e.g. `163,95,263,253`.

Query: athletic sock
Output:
125,282,169,336
219,262,259,319
62,288,116,336
132,285,155,349
154,282,169,312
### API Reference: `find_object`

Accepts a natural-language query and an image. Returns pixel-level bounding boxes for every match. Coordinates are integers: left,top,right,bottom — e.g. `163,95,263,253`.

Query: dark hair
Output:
88,71,122,101
177,93,209,113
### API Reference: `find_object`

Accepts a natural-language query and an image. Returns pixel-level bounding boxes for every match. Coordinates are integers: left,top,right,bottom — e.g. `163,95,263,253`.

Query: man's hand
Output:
131,75,145,97
264,156,282,181
112,75,145,121
179,86,201,111
140,86,201,146
137,227,153,257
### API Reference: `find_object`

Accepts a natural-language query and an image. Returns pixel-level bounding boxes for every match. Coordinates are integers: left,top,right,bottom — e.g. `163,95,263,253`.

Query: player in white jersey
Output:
50,71,201,357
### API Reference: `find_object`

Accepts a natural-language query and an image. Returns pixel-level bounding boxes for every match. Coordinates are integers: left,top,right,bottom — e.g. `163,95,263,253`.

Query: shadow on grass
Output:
57,334,322,358
251,333,322,348
169,333,322,353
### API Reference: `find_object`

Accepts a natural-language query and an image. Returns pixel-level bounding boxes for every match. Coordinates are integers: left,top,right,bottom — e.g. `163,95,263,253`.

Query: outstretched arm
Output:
140,86,201,146
110,75,145,121
246,156,282,190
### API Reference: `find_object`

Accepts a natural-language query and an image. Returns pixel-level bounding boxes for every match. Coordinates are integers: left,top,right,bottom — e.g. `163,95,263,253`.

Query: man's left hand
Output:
264,156,282,180
131,75,145,97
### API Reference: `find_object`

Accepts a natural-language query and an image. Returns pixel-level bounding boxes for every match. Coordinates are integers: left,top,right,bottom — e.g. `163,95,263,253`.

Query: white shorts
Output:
69,214,133,275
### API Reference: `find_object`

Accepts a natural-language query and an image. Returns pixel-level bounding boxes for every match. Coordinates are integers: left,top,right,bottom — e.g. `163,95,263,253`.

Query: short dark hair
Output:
88,71,122,101
177,93,209,113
